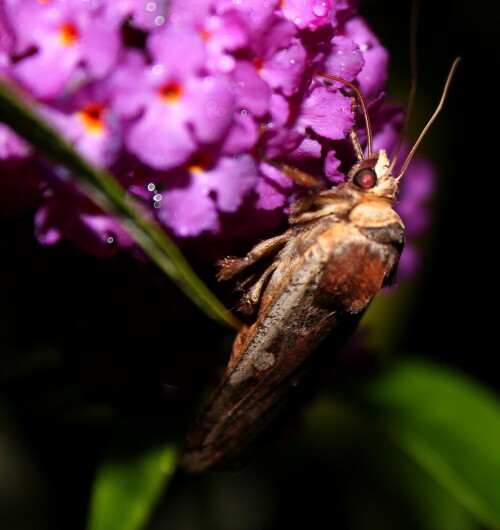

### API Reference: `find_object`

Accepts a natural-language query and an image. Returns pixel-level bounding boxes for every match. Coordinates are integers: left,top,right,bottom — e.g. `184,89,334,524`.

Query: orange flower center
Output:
78,103,106,133
253,58,264,75
198,28,211,42
59,22,79,46
187,153,211,174
159,82,183,104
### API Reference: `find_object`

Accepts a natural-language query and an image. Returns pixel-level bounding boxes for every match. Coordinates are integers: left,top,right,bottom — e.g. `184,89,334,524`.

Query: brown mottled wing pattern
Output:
180,218,401,473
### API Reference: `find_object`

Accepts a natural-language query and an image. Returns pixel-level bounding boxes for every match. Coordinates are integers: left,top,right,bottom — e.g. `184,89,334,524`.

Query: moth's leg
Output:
289,191,350,224
217,232,289,281
278,164,330,222
289,196,348,225
277,163,323,190
290,206,341,224
238,260,280,314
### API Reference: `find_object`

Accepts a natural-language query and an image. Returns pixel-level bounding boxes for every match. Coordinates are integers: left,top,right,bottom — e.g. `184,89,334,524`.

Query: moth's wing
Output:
181,224,353,472
181,222,403,473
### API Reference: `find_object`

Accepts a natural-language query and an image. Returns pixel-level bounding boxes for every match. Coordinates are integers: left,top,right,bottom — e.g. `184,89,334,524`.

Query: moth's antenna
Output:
315,72,373,158
389,0,420,172
396,57,461,181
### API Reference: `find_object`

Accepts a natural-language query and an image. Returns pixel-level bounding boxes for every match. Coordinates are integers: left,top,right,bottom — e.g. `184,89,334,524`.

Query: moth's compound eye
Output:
353,168,377,189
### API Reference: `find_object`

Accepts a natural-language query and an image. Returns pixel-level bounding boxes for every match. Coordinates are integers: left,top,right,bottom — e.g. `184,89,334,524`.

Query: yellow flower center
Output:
59,23,79,46
159,82,183,104
78,103,106,134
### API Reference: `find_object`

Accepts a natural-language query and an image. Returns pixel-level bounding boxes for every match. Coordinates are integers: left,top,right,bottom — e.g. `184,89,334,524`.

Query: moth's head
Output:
347,149,398,201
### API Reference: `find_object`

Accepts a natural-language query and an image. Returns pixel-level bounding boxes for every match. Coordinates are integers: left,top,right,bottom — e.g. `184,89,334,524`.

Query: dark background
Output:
0,1,496,528
364,0,495,386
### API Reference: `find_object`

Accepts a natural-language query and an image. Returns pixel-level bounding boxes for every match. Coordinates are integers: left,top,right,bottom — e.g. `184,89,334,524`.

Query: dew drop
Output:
155,16,165,25
147,182,155,191
153,155,166,166
312,0,328,16
240,109,248,116
219,54,234,72
107,236,114,244
203,76,215,88
153,193,162,201
290,59,296,64
146,2,156,11
152,64,163,75
153,201,161,209
267,122,274,128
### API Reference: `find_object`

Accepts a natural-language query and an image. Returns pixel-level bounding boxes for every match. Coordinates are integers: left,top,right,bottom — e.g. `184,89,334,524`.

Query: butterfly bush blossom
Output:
0,0,433,276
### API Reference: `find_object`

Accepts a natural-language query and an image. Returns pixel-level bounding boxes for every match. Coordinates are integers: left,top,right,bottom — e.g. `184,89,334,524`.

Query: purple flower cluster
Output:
0,0,434,267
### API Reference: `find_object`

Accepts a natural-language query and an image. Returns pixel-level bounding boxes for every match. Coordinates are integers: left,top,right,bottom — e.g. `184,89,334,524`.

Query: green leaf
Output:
0,81,240,330
353,358,500,528
86,442,179,530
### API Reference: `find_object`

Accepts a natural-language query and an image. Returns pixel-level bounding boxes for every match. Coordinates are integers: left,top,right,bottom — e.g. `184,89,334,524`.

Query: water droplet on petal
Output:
107,236,114,244
147,183,155,191
155,16,165,25
219,54,235,72
203,76,215,88
153,193,162,201
240,109,248,116
312,0,329,17
152,64,163,75
146,2,156,11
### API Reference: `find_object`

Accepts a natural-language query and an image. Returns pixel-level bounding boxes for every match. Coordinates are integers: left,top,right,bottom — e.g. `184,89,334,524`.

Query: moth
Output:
180,61,460,474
